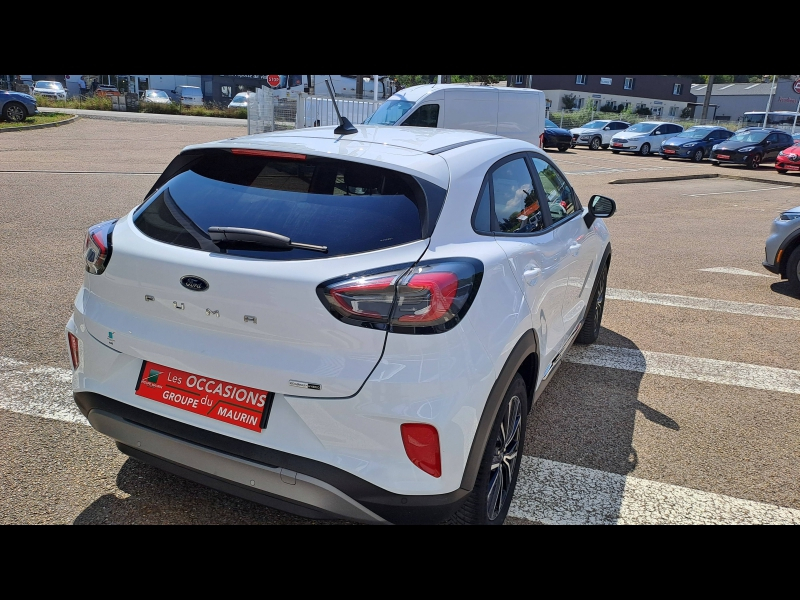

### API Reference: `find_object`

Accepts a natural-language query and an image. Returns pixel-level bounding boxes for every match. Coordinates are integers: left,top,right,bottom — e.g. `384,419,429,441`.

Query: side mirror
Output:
584,195,616,227
603,126,610,130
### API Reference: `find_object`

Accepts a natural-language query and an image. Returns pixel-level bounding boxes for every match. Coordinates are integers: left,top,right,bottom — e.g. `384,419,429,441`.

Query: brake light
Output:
401,423,441,477
317,259,483,334
231,149,306,160
67,332,80,369
84,219,117,274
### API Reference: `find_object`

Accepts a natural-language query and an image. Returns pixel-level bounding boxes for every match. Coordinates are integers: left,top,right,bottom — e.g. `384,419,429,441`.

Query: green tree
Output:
561,93,578,110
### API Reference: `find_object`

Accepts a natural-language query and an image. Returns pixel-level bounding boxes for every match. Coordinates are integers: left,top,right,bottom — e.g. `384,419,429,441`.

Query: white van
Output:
175,85,204,107
363,84,545,146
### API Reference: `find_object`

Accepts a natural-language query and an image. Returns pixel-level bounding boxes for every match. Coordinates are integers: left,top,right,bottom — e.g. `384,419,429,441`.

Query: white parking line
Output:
606,288,797,319
563,166,677,176
565,344,800,395
698,267,777,278
0,357,85,425
510,457,800,524
682,186,790,197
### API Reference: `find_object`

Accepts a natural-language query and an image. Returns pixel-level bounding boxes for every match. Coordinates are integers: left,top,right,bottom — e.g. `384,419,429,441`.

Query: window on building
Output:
515,75,524,85
624,77,634,90
576,75,587,85
220,85,232,98
673,83,682,95
669,106,679,117
577,97,585,109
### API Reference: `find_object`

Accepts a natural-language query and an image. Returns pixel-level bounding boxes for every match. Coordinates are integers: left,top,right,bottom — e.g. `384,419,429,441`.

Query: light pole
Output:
763,75,776,128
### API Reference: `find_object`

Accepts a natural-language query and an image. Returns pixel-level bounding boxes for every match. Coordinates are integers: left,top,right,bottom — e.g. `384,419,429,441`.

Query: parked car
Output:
0,90,38,122
142,89,172,105
763,204,800,294
792,132,800,144
65,125,615,525
776,143,800,174
710,128,794,169
95,85,121,98
227,92,253,109
660,126,734,163
610,121,684,155
542,118,572,152
175,85,204,107
570,119,631,150
32,80,67,101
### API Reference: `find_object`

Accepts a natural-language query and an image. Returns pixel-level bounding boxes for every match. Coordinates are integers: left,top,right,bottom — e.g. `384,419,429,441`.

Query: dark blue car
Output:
660,126,733,162
0,90,39,122
543,118,572,152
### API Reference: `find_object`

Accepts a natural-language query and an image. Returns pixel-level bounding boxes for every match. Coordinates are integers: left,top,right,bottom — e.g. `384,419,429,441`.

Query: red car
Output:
776,144,800,174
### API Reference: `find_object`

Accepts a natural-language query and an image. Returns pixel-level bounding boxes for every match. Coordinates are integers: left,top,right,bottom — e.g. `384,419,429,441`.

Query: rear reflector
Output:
401,423,441,478
231,149,306,160
68,332,80,369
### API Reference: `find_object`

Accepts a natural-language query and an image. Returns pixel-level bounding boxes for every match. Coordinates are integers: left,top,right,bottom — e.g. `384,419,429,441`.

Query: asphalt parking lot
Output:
1,117,798,524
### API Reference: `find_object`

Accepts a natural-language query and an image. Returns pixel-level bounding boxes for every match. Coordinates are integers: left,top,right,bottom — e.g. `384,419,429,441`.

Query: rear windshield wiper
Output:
208,227,328,253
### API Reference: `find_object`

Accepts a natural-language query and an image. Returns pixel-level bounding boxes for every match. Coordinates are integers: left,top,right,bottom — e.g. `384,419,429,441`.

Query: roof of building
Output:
690,80,795,97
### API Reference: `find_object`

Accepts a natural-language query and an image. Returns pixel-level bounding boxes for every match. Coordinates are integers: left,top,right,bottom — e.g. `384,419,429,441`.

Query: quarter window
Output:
531,157,577,225
491,158,544,234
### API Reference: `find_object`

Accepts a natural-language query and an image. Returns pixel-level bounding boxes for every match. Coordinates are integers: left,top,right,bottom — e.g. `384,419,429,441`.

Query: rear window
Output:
134,150,446,261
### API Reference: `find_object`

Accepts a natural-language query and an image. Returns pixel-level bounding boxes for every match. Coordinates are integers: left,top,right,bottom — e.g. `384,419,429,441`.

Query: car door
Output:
529,154,597,339
486,154,568,374
764,133,782,160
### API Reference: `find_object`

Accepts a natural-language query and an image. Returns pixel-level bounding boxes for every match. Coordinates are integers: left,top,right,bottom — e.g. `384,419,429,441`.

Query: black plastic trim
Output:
427,138,498,155
777,229,800,277
74,391,468,524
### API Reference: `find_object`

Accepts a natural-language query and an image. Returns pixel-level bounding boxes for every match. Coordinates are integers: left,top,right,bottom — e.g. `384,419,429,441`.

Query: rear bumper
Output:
75,391,469,524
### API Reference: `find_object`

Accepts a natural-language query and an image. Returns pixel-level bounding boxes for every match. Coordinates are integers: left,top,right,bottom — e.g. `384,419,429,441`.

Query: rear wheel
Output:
575,264,607,345
589,137,602,150
444,374,527,525
2,102,26,122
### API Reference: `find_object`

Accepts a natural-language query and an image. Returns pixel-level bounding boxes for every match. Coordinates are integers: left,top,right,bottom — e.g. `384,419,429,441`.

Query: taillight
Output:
67,332,80,369
317,259,483,334
84,219,117,274
401,423,441,478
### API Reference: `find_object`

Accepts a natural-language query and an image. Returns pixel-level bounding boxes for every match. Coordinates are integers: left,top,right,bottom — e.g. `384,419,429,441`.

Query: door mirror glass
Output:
603,126,610,130
588,195,616,218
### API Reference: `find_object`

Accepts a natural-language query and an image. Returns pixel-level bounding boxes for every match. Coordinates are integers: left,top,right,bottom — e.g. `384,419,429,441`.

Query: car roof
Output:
387,83,541,104
183,125,530,189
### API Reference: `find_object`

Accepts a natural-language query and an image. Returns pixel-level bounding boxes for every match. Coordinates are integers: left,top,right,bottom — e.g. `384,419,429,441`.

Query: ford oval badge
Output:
180,276,209,292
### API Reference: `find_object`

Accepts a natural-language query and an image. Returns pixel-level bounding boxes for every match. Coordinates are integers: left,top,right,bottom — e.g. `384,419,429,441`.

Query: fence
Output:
247,86,384,135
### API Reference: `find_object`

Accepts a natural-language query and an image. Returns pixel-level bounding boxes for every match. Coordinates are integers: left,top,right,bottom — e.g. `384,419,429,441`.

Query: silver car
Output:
763,205,800,294
33,80,67,100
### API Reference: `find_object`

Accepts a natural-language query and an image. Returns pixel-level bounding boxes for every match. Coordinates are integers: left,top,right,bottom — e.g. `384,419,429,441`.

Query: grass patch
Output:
0,112,74,129
36,94,246,119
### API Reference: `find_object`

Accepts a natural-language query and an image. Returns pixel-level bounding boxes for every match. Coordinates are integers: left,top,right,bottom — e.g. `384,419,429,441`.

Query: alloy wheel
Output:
487,394,521,521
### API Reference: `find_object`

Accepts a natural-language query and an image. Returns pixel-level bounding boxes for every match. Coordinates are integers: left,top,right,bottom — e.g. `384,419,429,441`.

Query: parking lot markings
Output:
0,357,85,425
510,457,800,525
682,186,790,197
565,345,800,395
698,267,777,278
606,288,797,319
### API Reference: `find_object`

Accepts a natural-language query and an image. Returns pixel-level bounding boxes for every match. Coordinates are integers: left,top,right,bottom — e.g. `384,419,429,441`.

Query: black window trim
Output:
469,151,583,238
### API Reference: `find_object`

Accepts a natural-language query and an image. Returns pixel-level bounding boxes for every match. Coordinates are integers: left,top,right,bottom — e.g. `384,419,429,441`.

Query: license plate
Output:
716,154,730,160
664,149,676,154
613,143,622,147
786,165,800,171
135,361,272,431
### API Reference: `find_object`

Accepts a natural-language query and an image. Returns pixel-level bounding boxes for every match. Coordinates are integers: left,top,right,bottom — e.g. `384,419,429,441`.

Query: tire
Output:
444,374,527,525
691,148,704,163
787,246,800,296
611,150,620,154
575,263,607,345
589,136,602,150
777,167,787,174
639,142,651,156
661,155,670,160
2,101,27,123
558,145,569,152
747,154,762,169
601,144,609,149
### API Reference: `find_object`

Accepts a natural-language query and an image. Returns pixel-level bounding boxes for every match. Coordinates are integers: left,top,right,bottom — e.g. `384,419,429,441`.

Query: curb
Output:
609,172,800,188
0,115,80,133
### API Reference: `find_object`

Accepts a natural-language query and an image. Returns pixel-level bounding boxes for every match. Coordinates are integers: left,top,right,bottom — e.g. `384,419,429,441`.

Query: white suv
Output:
570,120,631,150
66,126,615,525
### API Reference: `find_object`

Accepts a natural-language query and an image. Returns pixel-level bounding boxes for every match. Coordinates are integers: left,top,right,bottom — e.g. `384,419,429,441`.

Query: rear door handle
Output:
523,265,542,285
